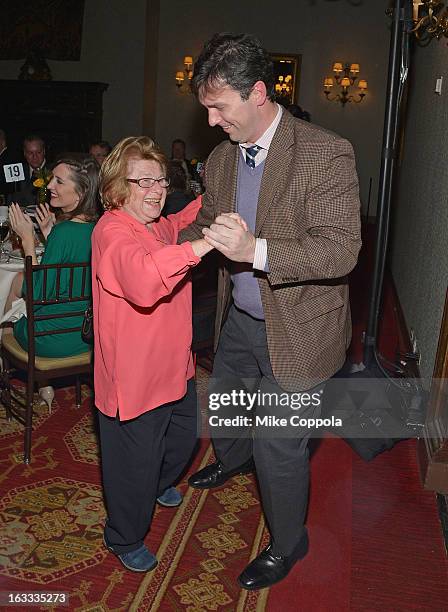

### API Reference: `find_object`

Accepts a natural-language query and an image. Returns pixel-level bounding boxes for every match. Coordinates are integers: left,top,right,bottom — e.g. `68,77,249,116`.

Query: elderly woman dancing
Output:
92,136,212,572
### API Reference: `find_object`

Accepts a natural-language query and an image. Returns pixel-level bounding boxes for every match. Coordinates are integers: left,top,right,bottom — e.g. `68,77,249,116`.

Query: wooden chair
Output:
1,257,92,463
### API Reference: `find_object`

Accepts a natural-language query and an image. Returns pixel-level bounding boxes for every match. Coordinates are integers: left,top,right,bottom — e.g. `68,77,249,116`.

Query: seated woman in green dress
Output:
6,156,100,362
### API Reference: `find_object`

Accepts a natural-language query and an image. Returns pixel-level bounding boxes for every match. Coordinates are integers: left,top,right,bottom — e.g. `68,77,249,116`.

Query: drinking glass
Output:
0,206,9,262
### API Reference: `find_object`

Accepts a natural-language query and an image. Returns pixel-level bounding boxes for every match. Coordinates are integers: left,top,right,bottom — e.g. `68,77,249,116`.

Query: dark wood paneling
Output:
0,79,108,160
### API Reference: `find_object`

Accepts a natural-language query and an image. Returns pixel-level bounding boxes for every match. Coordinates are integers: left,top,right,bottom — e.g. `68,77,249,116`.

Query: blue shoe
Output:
103,535,157,572
156,486,183,507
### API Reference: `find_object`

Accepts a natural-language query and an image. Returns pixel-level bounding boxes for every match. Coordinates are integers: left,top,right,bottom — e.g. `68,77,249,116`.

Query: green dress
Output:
14,220,95,358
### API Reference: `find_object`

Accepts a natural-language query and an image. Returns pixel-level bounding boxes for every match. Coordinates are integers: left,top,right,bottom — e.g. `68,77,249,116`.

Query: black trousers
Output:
98,378,198,554
211,305,321,556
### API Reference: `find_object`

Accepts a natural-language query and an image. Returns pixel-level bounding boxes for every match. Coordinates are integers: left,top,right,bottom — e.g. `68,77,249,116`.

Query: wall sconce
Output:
411,0,448,42
175,55,194,91
323,62,368,106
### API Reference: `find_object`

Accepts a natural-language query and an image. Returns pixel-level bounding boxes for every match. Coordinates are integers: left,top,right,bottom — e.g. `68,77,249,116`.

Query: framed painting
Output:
0,0,85,61
270,53,302,107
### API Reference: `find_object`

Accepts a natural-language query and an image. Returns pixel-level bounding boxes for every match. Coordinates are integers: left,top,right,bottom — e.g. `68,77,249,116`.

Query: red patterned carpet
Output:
0,372,447,611
1,226,447,611
0,376,274,611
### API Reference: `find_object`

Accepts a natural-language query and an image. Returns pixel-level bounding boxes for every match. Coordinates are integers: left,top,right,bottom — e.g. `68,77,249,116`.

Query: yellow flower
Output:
33,178,45,188
191,158,198,166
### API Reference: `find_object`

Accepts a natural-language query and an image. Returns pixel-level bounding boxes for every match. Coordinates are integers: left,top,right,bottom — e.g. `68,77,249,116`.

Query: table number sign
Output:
3,163,25,183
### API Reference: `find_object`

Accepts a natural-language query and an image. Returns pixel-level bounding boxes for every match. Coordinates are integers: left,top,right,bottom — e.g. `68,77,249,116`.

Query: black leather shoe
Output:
188,458,254,489
238,530,309,590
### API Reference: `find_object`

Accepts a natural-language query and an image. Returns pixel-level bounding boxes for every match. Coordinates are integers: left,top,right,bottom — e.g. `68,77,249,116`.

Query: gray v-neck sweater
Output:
231,153,265,320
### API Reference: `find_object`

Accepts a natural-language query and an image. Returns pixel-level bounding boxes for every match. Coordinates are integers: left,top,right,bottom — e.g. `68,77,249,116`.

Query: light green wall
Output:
390,39,448,379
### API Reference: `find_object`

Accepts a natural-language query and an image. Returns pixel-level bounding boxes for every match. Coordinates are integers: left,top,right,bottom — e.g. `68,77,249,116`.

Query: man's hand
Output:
202,213,255,263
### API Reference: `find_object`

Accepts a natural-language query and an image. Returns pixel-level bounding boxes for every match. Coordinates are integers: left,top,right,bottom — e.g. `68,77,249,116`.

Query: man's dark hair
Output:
172,138,186,147
191,33,275,101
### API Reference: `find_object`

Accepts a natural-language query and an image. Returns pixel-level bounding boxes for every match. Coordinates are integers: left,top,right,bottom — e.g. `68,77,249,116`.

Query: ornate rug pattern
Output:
0,372,273,611
1,369,447,611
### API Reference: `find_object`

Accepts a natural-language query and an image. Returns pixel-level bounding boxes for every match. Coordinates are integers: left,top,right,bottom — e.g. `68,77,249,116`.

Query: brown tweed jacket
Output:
180,111,361,390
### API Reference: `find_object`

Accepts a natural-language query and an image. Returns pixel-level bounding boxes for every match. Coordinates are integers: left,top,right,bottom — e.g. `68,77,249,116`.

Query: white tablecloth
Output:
0,261,24,318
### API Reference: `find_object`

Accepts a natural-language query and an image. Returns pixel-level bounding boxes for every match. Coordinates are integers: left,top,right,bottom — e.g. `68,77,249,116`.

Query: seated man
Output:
7,134,48,205
171,138,196,182
89,140,112,166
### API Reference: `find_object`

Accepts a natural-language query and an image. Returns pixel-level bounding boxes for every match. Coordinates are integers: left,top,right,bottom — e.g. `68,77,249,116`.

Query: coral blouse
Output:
92,197,202,420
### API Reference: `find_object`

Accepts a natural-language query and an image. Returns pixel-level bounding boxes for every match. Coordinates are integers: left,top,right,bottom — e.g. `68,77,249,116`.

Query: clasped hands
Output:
202,212,255,263
9,202,55,243
9,202,55,262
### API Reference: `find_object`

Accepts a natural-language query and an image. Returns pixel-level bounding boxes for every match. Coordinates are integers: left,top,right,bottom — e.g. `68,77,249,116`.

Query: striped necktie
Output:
245,145,261,168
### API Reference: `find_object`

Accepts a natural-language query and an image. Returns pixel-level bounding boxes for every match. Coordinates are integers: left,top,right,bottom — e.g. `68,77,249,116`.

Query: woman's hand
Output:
191,238,214,258
9,203,34,242
35,203,55,240
8,203,37,262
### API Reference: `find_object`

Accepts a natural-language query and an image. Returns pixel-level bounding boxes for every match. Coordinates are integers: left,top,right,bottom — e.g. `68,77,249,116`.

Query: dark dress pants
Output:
98,378,198,554
211,305,320,556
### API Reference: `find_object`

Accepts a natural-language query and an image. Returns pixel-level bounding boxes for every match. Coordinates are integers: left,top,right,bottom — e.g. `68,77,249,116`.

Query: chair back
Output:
23,256,91,365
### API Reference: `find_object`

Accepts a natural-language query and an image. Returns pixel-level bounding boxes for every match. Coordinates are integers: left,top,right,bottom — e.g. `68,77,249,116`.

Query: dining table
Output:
0,254,25,315
0,252,25,341
0,238,45,330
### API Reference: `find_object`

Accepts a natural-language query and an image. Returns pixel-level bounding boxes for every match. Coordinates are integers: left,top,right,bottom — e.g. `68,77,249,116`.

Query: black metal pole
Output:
363,0,405,367
365,176,373,222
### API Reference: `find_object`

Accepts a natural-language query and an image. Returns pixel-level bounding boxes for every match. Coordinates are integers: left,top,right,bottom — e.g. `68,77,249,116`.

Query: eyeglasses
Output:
126,177,170,188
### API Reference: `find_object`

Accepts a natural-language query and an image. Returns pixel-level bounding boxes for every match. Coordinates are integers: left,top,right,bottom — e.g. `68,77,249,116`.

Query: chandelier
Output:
323,62,368,106
411,0,448,42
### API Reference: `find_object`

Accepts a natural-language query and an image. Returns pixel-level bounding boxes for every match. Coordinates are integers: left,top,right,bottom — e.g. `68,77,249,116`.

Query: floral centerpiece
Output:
33,168,52,205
